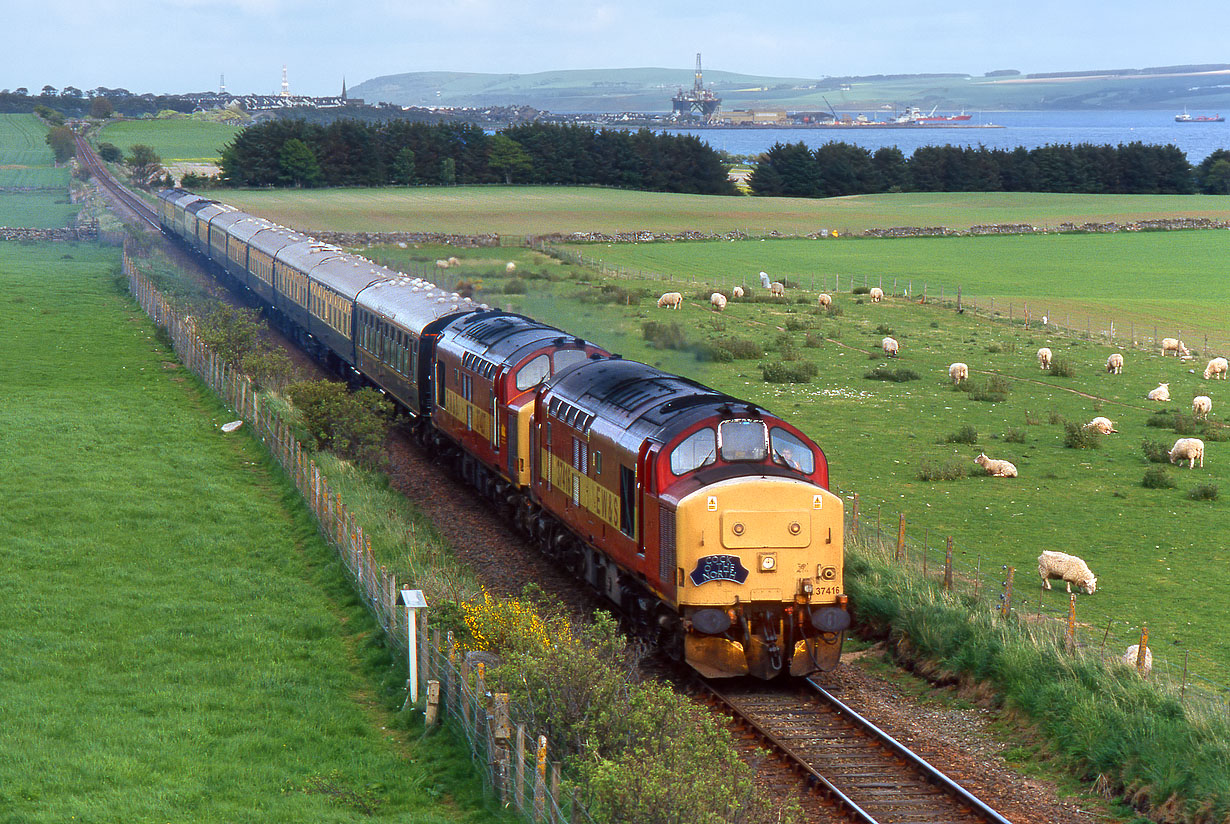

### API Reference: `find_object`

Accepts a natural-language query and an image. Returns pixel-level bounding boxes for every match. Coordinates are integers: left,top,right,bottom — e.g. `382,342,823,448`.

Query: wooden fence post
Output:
894,513,905,562
1000,566,1014,618
515,725,527,812
534,735,548,820
1065,594,1077,652
851,493,859,540
1136,627,1149,676
943,537,953,591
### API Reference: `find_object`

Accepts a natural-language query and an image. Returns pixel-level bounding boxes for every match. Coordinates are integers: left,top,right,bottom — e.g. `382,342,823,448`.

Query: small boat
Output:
1175,108,1225,122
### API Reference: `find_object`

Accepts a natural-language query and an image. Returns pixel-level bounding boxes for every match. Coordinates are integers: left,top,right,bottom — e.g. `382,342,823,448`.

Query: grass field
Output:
220,185,1230,237
0,242,501,822
99,118,242,162
0,113,75,226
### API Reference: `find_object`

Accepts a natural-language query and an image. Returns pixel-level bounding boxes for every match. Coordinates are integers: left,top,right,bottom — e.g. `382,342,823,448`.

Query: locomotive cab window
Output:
670,428,716,475
770,427,814,474
516,354,550,391
719,420,768,462
554,349,587,374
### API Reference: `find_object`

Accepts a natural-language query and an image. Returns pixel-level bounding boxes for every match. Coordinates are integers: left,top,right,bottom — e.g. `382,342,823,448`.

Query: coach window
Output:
719,420,768,463
770,427,814,474
515,354,550,391
670,428,716,475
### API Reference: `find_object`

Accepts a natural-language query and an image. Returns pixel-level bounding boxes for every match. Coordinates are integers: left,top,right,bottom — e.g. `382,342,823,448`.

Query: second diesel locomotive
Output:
157,187,850,679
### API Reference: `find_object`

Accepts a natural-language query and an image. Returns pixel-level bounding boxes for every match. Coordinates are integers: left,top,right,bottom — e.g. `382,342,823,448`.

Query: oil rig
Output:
671,53,721,122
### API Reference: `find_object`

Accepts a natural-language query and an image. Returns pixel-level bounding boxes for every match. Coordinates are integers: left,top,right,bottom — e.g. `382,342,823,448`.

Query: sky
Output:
6,0,1230,96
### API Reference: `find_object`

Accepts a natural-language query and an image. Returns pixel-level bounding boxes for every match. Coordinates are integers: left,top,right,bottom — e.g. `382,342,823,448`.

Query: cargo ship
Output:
912,106,973,123
1175,108,1224,122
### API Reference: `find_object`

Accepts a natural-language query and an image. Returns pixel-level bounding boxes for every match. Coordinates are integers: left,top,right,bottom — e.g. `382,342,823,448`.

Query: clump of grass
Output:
875,323,894,335
945,425,979,445
1049,358,1077,377
986,341,1016,354
825,304,844,318
1203,424,1229,442
503,278,527,294
1048,410,1064,425
719,338,762,359
1063,421,1102,449
962,376,1010,403
864,367,920,382
762,361,817,383
929,321,939,329
1145,411,1173,429
694,343,733,363
1141,440,1170,463
642,321,688,350
1003,427,1027,443
582,284,647,305
918,460,969,481
785,316,813,331
1024,411,1042,426
852,285,871,295
804,331,823,348
1189,483,1219,501
1142,466,1177,489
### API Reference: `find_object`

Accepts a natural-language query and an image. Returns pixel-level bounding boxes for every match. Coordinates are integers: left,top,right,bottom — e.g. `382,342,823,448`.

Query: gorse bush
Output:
875,323,894,335
1141,440,1170,463
864,366,920,382
1189,483,1219,501
694,342,733,363
503,278,527,294
1049,358,1077,377
1142,466,1177,488
642,321,688,350
286,380,393,468
1063,421,1102,449
804,331,824,348
785,316,813,331
917,460,969,481
852,285,871,295
945,425,979,445
762,361,817,383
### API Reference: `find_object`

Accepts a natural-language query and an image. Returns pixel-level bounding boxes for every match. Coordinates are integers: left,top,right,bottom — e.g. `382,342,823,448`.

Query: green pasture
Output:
220,185,1230,237
372,244,1230,678
0,243,498,822
0,113,75,226
99,118,241,161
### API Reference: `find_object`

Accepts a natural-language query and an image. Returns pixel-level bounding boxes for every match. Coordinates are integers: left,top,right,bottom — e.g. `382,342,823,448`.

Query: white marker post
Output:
396,589,428,705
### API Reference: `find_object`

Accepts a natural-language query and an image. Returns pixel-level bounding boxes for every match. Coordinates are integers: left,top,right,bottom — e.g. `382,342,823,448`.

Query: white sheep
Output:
770,281,785,297
759,271,771,288
1147,382,1171,402
869,286,884,303
881,336,899,357
505,261,517,273
446,256,461,267
818,293,833,308
1121,645,1153,676
1037,550,1097,594
732,285,744,298
1204,357,1228,380
1193,395,1213,419
975,452,1017,477
1083,416,1117,434
656,291,683,310
1161,338,1191,358
1168,437,1205,468
434,259,450,270
1106,353,1123,374
948,362,968,385
1037,347,1052,370
710,292,727,312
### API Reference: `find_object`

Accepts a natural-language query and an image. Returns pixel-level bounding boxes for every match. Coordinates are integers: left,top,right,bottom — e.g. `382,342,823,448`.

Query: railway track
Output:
74,133,161,229
697,677,1014,824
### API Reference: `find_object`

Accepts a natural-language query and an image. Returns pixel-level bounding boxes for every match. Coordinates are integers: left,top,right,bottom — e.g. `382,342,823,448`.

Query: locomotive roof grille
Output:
548,396,595,433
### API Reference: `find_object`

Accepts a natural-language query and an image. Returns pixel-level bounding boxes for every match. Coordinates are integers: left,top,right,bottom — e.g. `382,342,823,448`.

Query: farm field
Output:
0,113,76,226
98,118,242,161
371,244,1230,681
221,185,1230,236
0,242,499,822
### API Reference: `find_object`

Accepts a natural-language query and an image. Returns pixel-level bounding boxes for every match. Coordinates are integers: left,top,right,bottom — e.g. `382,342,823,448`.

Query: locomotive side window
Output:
770,427,815,474
619,465,636,537
670,428,716,475
515,354,550,391
719,420,768,462
554,349,587,373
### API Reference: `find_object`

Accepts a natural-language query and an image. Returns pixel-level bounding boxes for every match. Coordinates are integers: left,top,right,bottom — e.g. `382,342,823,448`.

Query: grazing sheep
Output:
975,452,1017,478
869,286,884,302
818,293,833,308
505,261,516,273
710,292,727,312
948,362,968,385
446,256,461,267
1168,437,1205,468
1193,395,1213,419
1147,382,1171,402
434,259,450,270
1161,337,1191,358
881,336,899,357
733,285,744,298
1083,416,1117,434
1204,356,1228,380
656,291,683,310
1121,645,1152,676
1037,550,1097,594
759,271,771,288
1106,353,1123,374
1037,347,1052,370
769,281,785,297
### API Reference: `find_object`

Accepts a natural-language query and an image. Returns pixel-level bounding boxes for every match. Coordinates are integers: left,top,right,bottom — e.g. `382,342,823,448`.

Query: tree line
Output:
1,86,194,118
750,141,1230,196
217,120,736,195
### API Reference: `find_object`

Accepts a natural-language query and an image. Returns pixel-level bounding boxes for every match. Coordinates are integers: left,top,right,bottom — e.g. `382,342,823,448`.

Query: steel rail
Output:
74,133,161,230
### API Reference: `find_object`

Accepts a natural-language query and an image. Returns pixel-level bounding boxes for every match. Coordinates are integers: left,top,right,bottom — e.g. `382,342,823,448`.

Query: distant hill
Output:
351,65,1230,113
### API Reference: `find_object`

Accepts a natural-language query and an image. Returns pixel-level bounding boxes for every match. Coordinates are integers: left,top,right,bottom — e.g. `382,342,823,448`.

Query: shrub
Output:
875,323,895,336
642,321,688,350
1142,466,1177,489
1203,424,1229,442
1141,440,1170,463
1049,358,1076,377
762,361,817,383
804,331,823,348
694,342,734,363
1048,410,1064,425
1145,411,1174,429
1004,427,1027,443
503,278,527,294
825,304,844,318
986,341,1016,354
785,316,812,331
718,338,762,359
864,367,920,382
1063,421,1102,449
945,425,979,445
97,142,123,163
1189,483,1219,501
852,285,871,295
286,380,394,468
1024,411,1042,426
967,379,1009,403
918,460,969,481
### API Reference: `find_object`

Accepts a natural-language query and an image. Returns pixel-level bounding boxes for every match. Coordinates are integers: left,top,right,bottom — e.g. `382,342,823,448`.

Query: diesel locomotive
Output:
157,188,850,679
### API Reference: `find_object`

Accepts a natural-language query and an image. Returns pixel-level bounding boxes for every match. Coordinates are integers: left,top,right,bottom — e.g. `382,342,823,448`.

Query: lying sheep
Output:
1204,356,1228,380
1193,395,1213,419
446,256,461,267
1037,550,1097,594
656,291,683,310
1037,347,1052,370
818,293,832,308
975,452,1017,477
770,281,785,297
869,286,884,302
1106,353,1123,374
505,261,516,273
1121,644,1152,677
948,362,968,385
1147,382,1171,402
1168,437,1205,468
759,271,771,289
1161,337,1191,358
710,292,727,312
1083,416,1117,434
434,259,450,270
733,285,744,298
881,336,899,357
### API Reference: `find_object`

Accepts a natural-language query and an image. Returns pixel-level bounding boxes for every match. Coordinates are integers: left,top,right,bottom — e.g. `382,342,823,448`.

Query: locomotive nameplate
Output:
689,555,750,586
721,511,810,549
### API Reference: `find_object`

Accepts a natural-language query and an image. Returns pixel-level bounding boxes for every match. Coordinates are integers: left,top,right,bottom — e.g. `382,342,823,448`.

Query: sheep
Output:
1083,416,1117,434
1147,382,1171,402
1161,337,1190,358
505,261,517,273
656,291,683,310
732,285,744,298
1193,395,1213,419
1037,550,1097,594
1121,645,1153,676
1204,356,1228,380
881,336,899,357
759,271,771,288
1106,353,1123,374
769,281,785,297
975,452,1017,478
818,293,833,308
1168,437,1205,468
869,286,884,302
948,362,968,385
434,259,450,270
446,256,461,267
1037,347,1052,370
710,292,727,312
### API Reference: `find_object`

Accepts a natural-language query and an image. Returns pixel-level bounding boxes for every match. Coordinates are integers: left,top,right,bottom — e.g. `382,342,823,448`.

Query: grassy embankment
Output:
0,241,503,822
0,113,78,227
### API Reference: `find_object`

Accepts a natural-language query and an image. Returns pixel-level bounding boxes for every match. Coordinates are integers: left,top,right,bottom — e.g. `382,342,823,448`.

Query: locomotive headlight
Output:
759,553,777,572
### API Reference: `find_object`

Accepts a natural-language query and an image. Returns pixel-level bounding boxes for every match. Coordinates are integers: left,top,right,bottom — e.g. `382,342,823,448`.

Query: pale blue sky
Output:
7,0,1228,96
